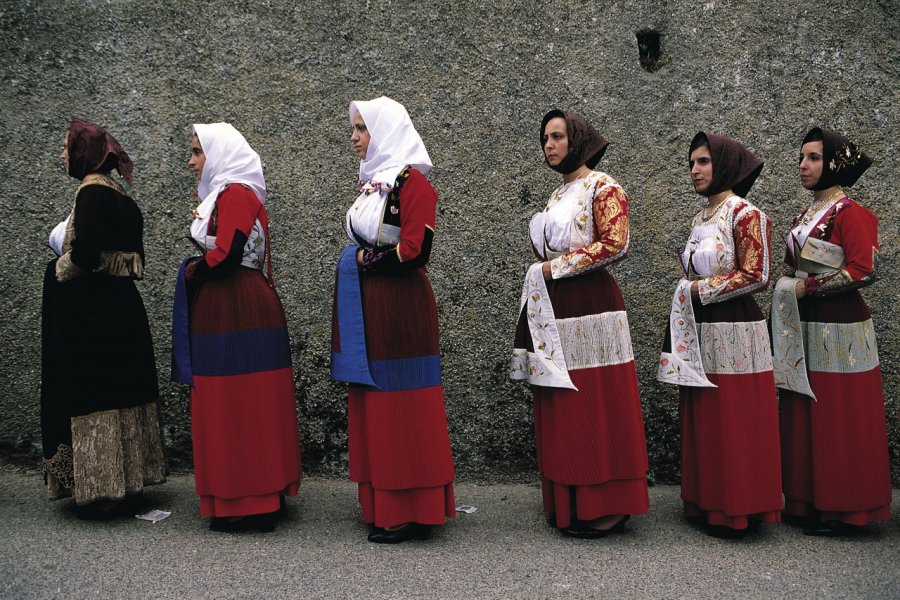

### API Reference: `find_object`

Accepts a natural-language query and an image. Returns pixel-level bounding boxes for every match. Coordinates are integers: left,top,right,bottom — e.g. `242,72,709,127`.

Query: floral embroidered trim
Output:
42,443,75,490
806,248,878,297
803,318,879,373
555,311,635,370
772,276,816,399
694,201,771,305
829,143,866,174
657,279,717,388
699,320,773,375
356,180,394,194
708,204,770,303
687,197,740,302
510,263,578,390
361,246,391,270
549,175,630,279
77,173,126,196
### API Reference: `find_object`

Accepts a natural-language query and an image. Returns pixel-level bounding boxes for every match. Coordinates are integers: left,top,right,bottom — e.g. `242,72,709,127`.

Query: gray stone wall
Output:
1,0,897,482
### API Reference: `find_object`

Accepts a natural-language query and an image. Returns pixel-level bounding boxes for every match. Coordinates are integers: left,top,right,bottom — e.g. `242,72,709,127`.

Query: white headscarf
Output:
349,96,432,190
190,123,266,241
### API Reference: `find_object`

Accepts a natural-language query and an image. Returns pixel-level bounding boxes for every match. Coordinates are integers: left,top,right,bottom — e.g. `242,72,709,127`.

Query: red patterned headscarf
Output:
66,117,133,184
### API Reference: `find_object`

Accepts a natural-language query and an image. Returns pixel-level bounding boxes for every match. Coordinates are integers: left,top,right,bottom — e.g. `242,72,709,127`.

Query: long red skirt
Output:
190,268,301,518
780,291,891,526
341,268,455,528
516,269,649,528
676,296,782,529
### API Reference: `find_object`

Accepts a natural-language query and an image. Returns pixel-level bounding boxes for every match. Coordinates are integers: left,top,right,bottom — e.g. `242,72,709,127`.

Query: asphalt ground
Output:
0,473,897,599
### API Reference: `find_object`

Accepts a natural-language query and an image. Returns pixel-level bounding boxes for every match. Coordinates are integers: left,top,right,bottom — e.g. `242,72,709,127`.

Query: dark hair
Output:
802,129,823,144
689,133,710,154
540,109,567,144
800,127,872,189
99,154,119,175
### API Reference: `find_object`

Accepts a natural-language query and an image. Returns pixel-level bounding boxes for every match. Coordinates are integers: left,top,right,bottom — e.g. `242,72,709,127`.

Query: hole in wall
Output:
636,30,663,73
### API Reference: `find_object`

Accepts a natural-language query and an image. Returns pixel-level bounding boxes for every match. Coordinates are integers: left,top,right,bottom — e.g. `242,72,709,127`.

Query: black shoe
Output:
562,515,629,539
706,524,751,539
75,499,121,521
367,523,431,544
747,517,763,533
802,521,863,537
209,513,276,533
686,514,708,527
782,512,812,528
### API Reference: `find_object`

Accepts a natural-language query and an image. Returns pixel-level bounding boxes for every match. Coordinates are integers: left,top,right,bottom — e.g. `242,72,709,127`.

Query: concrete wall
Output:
1,0,897,482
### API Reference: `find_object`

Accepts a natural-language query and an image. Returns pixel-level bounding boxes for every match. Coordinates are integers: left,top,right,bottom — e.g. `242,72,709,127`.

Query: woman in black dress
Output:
41,118,165,519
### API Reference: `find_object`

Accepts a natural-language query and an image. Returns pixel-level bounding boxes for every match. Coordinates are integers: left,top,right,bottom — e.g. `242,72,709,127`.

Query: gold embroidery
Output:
829,143,865,174
552,180,629,278
77,173,126,195
42,443,75,490
702,206,770,301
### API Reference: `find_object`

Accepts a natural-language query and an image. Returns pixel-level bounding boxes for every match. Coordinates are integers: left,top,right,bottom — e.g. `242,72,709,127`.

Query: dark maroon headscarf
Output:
66,117,133,184
801,127,872,190
540,109,609,175
689,132,763,198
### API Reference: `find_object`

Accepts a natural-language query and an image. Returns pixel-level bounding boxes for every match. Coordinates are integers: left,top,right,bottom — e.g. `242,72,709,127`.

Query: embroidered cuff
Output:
804,275,820,295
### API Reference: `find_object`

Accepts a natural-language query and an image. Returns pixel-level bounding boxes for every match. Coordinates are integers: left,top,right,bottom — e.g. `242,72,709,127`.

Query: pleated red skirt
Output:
343,268,455,528
779,291,891,526
190,268,302,518
677,296,782,529
516,269,650,528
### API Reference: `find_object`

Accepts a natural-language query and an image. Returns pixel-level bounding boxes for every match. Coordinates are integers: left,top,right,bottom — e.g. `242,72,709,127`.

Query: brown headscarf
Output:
540,109,609,175
801,127,872,190
689,132,763,198
66,117,134,184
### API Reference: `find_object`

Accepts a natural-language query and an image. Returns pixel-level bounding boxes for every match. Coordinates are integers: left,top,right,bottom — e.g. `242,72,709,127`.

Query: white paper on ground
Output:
455,505,477,514
135,509,172,523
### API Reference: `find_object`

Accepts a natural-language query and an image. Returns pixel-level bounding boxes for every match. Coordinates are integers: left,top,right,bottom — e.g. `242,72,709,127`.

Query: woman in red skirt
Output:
331,97,455,544
512,110,649,538
176,123,301,532
658,132,781,538
773,127,891,536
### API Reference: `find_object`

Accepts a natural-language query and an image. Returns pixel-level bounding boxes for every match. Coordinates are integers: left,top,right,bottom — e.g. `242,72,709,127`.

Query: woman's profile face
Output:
351,112,370,160
60,133,69,173
188,135,206,180
689,145,713,194
799,140,824,190
542,117,568,167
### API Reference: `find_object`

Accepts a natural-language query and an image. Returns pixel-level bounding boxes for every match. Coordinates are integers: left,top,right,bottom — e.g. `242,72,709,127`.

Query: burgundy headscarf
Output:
689,132,763,198
540,109,609,175
66,117,133,184
801,127,872,190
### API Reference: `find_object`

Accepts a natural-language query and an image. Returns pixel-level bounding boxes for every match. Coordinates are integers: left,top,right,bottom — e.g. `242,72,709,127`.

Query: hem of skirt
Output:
47,476,167,504
784,498,892,526
199,480,300,518
684,500,781,529
75,478,167,506
542,476,650,528
357,481,455,528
